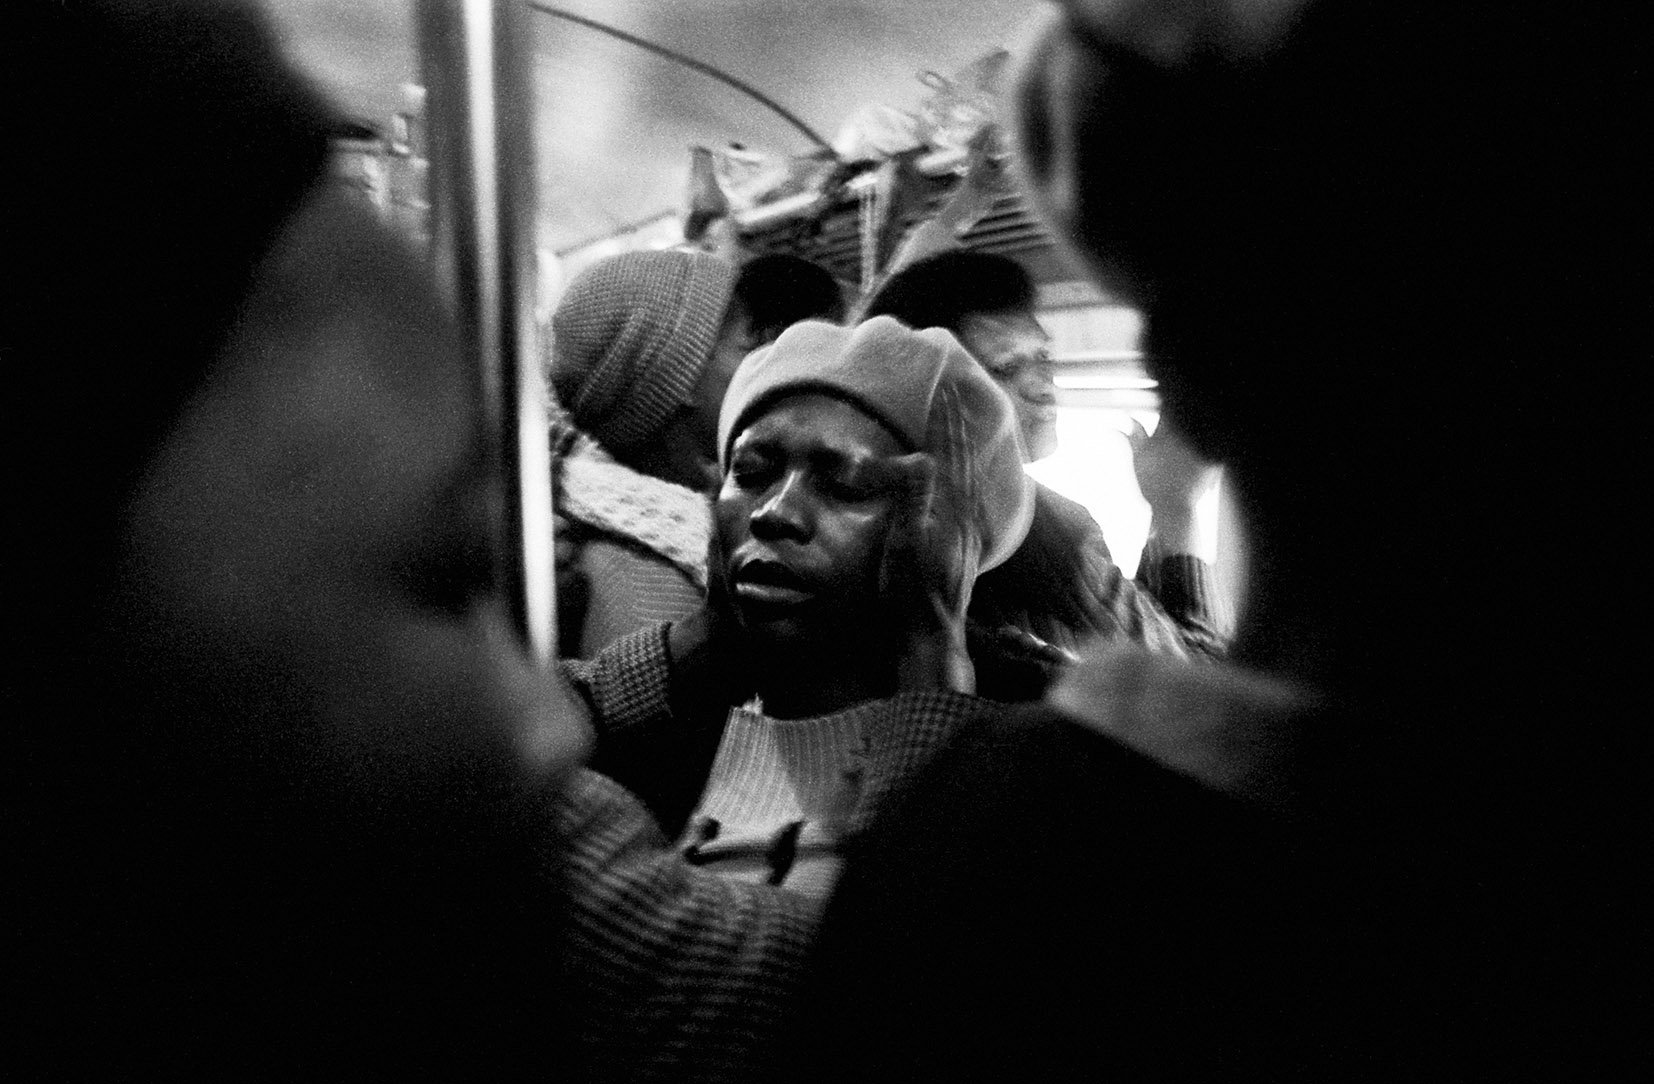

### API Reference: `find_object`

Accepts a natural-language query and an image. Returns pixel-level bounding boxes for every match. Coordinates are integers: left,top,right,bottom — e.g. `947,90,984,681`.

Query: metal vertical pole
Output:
417,0,556,663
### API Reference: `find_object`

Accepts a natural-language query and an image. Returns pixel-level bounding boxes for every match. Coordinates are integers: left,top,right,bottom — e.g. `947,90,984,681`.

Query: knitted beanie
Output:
548,249,739,454
718,316,1036,573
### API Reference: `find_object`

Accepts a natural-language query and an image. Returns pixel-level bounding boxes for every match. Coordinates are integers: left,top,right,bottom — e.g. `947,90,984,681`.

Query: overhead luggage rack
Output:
739,181,1064,289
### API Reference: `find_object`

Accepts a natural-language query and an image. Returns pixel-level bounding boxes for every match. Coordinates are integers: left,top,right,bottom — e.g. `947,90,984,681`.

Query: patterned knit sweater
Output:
677,701,870,899
554,426,711,658
557,625,1004,1080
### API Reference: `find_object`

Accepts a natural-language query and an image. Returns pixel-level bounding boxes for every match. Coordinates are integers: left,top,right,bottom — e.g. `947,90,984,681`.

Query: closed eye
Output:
729,452,781,492
819,460,882,502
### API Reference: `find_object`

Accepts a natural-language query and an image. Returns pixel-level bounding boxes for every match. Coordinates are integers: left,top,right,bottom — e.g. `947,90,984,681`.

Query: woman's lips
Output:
734,580,815,606
731,559,816,607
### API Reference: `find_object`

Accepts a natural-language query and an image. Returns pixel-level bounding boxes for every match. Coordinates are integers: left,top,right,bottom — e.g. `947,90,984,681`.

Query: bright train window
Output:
1031,299,1223,580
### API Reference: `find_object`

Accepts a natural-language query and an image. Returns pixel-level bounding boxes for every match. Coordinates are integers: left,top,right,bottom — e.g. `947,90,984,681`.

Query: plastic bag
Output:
917,48,1010,154
707,144,840,213
830,103,927,164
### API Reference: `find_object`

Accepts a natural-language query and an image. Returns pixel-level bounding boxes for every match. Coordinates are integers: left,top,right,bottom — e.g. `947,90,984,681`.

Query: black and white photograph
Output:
5,1,1638,1078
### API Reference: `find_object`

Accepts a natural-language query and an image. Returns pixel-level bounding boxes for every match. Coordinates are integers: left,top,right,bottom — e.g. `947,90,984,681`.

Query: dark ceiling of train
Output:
266,0,1044,255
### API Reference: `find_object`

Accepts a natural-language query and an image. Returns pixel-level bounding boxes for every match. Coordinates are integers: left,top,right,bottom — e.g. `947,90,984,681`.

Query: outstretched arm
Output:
1129,416,1221,565
1127,418,1228,656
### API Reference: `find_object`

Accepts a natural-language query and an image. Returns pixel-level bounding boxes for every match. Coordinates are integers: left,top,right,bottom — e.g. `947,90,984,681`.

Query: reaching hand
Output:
1128,416,1221,559
869,402,982,695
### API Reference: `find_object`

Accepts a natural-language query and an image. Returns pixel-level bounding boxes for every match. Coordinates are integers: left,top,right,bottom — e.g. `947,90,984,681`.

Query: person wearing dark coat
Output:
799,1,1636,1079
5,2,589,1075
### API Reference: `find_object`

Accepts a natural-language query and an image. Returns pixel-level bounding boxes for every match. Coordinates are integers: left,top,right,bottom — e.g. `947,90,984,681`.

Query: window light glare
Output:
1054,373,1158,390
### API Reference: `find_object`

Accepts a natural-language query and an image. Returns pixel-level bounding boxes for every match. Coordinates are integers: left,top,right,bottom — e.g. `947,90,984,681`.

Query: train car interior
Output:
270,0,1245,629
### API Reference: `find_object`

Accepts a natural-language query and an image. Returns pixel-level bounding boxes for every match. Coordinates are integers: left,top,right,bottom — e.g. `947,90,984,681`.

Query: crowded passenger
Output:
8,2,588,1074
11,0,1628,1080
554,316,1044,1077
865,248,1225,667
9,4,845,1078
549,250,846,658
573,316,1032,897
547,249,739,656
800,0,1633,1079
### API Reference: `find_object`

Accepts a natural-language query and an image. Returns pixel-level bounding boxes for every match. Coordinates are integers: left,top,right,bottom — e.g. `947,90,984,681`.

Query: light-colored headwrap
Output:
718,316,1036,572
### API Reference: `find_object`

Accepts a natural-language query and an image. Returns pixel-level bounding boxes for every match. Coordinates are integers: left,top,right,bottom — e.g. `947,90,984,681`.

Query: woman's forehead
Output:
733,391,904,457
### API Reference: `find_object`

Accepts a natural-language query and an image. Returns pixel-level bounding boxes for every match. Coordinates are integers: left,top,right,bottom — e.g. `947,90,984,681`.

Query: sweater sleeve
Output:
973,484,1224,664
564,620,730,835
555,768,818,1081
1136,552,1227,660
562,622,675,740
1070,548,1227,662
1051,489,1224,661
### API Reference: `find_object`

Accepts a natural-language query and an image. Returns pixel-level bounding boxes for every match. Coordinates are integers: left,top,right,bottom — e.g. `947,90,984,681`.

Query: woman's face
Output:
713,393,905,651
117,189,589,823
956,309,1058,462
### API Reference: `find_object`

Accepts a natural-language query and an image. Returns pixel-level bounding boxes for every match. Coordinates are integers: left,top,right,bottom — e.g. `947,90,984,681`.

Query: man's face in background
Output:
957,308,1058,461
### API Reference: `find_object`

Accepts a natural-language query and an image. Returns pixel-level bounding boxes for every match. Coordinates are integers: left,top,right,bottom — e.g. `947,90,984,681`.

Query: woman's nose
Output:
749,472,812,541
